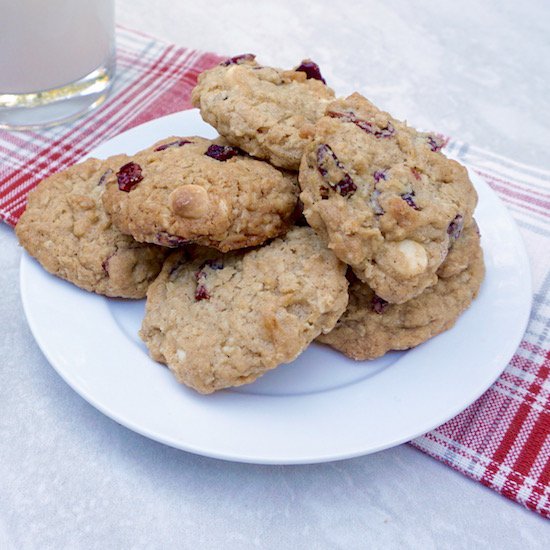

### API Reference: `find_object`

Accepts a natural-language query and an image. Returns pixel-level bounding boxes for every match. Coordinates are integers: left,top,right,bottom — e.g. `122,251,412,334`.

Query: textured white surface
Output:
2,0,549,548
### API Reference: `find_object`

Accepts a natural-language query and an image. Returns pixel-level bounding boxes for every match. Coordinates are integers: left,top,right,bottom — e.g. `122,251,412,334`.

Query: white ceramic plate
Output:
20,110,532,464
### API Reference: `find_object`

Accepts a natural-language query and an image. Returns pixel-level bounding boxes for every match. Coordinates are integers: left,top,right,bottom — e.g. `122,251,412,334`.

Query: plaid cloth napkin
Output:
1,27,548,519
412,143,550,518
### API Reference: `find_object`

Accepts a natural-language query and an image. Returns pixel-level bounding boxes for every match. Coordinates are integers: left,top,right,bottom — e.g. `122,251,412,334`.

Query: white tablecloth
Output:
2,0,549,547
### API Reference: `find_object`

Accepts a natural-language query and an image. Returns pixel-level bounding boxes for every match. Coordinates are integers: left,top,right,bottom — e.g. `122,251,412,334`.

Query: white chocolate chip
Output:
176,349,187,362
394,239,428,277
224,64,245,85
170,185,209,218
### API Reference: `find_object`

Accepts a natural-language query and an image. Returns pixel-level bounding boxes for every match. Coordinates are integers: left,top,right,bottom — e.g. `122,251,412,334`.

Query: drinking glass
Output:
0,0,116,130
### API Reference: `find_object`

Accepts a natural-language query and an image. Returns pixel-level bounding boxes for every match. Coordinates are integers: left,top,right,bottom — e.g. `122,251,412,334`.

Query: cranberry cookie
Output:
140,227,348,394
191,54,335,170
101,136,300,252
317,224,484,360
16,158,167,298
299,92,478,304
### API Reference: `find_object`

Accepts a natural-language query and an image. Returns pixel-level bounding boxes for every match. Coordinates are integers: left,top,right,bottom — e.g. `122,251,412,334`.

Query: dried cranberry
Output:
155,232,190,248
401,192,420,210
117,162,143,192
373,170,387,183
220,53,256,66
410,167,422,181
154,139,192,151
205,144,242,161
372,294,389,314
295,60,326,84
97,169,112,186
427,135,444,152
327,111,395,138
193,258,224,301
377,122,395,138
335,174,357,196
447,214,464,240
328,110,361,127
371,118,391,136
316,144,357,197
195,285,210,301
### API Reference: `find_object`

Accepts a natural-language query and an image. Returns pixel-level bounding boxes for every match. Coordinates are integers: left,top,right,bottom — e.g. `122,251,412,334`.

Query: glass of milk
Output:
0,0,116,130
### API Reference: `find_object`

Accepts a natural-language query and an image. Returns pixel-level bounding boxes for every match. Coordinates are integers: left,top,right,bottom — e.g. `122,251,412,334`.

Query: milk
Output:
0,0,114,94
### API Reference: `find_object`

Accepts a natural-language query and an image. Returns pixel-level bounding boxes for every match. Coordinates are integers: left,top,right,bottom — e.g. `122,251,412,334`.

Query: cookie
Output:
140,227,349,394
317,235,485,360
299,92,478,304
101,136,300,252
15,157,167,298
436,219,480,279
191,54,335,170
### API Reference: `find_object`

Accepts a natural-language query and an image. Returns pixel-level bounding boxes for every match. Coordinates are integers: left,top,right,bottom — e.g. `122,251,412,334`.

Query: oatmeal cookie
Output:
299,92,478,303
15,157,167,298
436,219,480,279
317,234,484,360
101,136,300,252
191,54,335,170
140,227,349,394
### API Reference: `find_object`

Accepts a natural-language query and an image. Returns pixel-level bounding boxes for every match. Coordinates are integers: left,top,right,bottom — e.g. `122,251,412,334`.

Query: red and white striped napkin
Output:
412,142,550,518
1,26,548,518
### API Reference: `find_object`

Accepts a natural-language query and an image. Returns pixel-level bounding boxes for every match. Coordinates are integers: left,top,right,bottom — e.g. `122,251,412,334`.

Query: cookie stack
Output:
16,54,484,394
